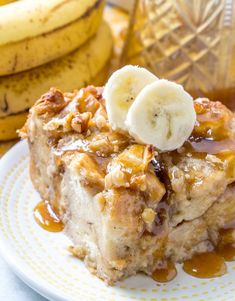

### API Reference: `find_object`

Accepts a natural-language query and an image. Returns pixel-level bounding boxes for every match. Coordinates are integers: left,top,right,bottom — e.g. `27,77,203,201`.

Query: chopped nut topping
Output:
92,104,109,129
105,168,129,189
34,88,67,116
193,98,233,140
111,144,154,175
72,153,105,192
43,113,73,132
142,208,156,224
87,132,129,156
31,86,167,210
76,86,103,114
94,115,107,130
145,172,166,205
44,112,92,134
130,175,147,191
71,112,92,133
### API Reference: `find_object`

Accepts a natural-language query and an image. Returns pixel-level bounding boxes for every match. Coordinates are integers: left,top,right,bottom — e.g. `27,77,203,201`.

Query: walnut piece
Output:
72,153,105,192
34,88,68,116
71,112,92,133
105,168,129,189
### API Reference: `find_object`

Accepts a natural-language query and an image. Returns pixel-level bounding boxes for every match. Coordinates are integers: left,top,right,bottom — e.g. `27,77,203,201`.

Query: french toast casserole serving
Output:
20,66,235,284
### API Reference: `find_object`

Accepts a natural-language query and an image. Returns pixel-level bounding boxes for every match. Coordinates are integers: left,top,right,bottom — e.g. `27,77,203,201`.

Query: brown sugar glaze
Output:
34,91,235,281
186,98,235,155
33,200,64,232
217,243,235,261
177,98,235,178
190,87,235,112
152,98,235,282
216,226,235,261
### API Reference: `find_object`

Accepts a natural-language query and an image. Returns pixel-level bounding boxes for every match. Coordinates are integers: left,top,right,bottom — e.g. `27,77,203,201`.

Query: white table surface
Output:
0,256,47,301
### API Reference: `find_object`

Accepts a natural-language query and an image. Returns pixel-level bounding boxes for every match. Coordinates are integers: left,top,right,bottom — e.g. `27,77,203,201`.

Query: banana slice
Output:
126,79,196,151
103,65,158,131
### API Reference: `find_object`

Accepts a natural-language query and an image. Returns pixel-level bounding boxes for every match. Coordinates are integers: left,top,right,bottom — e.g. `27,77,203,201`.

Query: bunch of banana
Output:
0,0,112,141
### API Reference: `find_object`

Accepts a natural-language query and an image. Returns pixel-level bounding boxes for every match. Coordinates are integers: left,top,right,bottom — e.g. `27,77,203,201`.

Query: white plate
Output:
0,140,235,301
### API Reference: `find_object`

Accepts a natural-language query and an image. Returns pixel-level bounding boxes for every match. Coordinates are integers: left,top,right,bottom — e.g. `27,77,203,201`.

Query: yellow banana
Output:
91,64,110,87
0,22,113,118
0,0,104,76
0,0,102,45
0,111,28,141
0,0,16,5
0,64,109,142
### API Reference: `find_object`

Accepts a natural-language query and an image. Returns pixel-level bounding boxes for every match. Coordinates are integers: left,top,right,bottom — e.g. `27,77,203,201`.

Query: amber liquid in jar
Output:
122,0,235,111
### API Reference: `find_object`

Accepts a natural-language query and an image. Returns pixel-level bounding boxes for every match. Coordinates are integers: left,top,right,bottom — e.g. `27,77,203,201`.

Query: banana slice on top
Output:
103,65,158,131
126,79,196,151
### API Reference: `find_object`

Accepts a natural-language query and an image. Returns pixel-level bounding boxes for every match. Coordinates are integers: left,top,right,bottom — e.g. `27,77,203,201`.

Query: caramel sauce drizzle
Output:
152,260,177,283
178,99,235,180
151,100,235,282
217,244,235,261
33,200,64,232
34,96,235,282
182,228,235,279
216,227,235,261
153,228,235,282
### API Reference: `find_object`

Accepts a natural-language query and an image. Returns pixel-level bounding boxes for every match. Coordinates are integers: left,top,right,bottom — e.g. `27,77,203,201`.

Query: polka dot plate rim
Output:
0,140,235,301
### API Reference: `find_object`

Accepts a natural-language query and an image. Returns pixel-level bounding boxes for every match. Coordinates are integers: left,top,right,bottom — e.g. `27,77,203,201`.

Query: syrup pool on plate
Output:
152,260,177,283
33,200,64,232
182,227,235,279
183,252,227,278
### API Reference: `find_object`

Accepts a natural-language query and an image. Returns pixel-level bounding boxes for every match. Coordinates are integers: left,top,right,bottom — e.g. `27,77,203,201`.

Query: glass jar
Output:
121,0,235,110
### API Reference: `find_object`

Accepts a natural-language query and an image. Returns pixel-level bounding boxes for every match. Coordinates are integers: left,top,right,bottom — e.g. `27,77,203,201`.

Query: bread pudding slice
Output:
21,86,235,284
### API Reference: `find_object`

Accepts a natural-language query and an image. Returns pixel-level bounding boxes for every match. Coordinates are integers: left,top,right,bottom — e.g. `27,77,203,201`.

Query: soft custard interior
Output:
22,86,235,283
